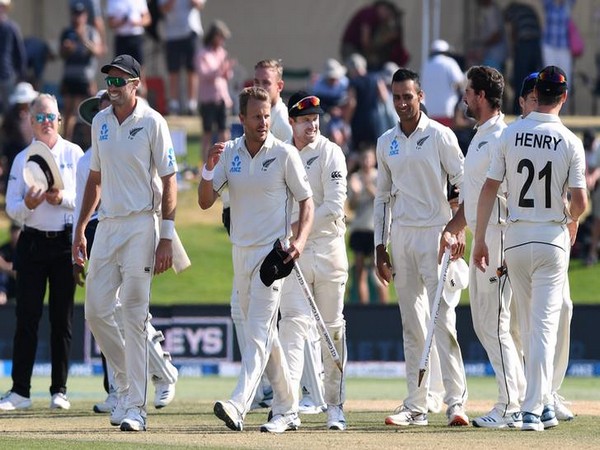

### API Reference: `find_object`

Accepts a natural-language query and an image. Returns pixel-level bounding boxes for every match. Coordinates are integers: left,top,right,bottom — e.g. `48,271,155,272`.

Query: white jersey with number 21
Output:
488,111,586,224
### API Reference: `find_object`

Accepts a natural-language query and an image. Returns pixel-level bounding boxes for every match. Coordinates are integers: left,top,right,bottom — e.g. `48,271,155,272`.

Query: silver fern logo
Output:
262,157,276,171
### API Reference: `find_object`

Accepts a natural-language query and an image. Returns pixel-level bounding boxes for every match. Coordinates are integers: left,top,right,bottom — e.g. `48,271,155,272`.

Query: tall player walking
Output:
443,66,525,428
473,66,587,431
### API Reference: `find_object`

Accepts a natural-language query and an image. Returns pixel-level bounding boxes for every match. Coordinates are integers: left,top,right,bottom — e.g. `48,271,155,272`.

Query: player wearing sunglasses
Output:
278,92,349,431
73,54,178,432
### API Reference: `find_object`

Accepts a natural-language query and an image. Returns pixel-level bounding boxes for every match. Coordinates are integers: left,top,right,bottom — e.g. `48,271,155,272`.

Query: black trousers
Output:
12,228,75,397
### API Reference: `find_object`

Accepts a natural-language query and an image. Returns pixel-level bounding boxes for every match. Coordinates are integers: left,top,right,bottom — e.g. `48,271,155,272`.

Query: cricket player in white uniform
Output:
74,91,178,414
199,86,314,433
442,66,525,428
278,92,348,430
73,55,178,432
374,68,469,427
232,59,324,413
473,66,587,432
517,72,575,422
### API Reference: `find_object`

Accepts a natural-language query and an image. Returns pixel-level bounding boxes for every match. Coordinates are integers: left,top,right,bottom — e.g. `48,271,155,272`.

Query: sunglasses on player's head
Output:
105,76,139,88
34,113,57,123
291,96,320,112
537,70,566,85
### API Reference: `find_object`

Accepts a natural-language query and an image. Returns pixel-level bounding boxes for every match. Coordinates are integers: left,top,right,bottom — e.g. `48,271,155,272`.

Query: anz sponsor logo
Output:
128,127,144,140
416,135,430,149
389,138,399,156
262,157,276,171
99,123,109,141
230,155,242,173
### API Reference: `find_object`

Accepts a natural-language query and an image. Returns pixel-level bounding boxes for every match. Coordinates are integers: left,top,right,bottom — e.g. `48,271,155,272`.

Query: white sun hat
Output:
9,82,38,106
445,257,469,291
23,141,64,192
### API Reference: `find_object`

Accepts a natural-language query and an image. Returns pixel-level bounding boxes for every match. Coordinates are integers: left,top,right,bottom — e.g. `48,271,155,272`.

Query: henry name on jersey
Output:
515,132,562,151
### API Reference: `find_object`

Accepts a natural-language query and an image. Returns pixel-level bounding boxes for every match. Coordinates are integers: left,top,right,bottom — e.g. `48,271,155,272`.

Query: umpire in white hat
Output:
1,93,83,412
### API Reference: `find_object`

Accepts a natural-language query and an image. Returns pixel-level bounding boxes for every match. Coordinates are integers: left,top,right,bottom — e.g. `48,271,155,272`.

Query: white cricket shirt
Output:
289,133,347,240
212,133,312,247
488,111,586,224
270,98,293,142
374,113,464,247
90,99,177,220
463,113,507,230
6,137,83,231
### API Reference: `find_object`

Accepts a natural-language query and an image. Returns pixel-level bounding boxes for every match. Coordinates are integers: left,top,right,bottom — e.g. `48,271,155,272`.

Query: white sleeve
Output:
313,144,347,230
374,137,392,247
5,150,33,225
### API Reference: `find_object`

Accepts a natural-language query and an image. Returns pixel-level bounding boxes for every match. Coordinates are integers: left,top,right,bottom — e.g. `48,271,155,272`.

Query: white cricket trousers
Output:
469,224,524,414
504,222,569,416
85,212,157,411
279,237,348,406
390,224,468,414
230,244,296,417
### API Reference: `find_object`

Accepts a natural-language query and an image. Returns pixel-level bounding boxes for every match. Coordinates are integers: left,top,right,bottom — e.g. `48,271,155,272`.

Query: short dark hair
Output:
239,86,270,116
391,68,421,90
466,65,504,110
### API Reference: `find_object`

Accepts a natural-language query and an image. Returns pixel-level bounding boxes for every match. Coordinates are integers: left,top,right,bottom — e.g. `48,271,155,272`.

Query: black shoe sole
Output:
120,421,146,432
214,402,242,431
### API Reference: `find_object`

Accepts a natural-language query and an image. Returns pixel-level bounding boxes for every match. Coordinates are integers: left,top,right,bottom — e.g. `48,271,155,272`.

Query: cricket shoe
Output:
522,412,544,431
214,400,243,431
385,405,428,426
327,404,346,430
0,391,32,411
447,403,469,426
260,412,301,433
299,394,326,414
154,381,176,409
50,393,70,410
120,407,147,432
541,404,559,429
110,397,127,426
427,392,444,414
553,393,574,421
472,408,522,428
93,392,117,413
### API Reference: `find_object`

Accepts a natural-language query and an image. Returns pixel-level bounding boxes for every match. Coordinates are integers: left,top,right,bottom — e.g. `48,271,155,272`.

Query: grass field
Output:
0,375,599,449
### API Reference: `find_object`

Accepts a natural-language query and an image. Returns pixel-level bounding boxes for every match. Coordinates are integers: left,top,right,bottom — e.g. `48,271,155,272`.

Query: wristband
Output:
160,219,175,240
202,164,214,181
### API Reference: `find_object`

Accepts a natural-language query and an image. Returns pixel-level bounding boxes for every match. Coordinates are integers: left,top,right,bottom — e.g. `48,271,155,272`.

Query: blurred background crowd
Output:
2,0,600,305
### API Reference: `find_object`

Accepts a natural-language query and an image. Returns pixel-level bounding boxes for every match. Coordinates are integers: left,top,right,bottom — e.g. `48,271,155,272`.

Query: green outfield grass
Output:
0,376,598,449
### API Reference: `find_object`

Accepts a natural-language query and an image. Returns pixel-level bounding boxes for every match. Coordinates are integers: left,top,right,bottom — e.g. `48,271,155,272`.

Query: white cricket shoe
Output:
472,408,522,428
427,392,444,413
553,392,574,421
110,397,127,426
522,412,544,431
447,403,469,426
260,412,301,433
299,394,326,414
0,391,32,411
327,404,346,430
385,405,428,426
214,400,243,431
93,392,117,413
154,381,176,409
50,393,70,410
541,404,559,429
120,407,147,432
